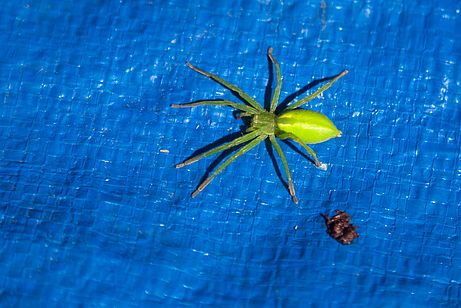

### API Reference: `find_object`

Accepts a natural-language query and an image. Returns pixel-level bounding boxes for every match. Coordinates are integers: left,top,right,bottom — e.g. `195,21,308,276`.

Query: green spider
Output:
172,47,348,204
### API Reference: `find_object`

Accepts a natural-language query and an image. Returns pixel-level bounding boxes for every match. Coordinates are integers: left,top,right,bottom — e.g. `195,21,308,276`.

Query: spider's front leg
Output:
185,62,264,112
234,111,254,120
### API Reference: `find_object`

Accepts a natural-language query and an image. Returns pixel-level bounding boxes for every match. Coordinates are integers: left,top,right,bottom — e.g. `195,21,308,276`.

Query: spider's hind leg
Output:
286,69,348,111
277,132,325,170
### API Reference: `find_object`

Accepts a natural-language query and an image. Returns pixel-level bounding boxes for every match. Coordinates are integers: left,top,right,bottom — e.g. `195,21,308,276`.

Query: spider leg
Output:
186,62,264,112
285,70,348,111
267,47,282,113
269,135,298,204
277,132,323,169
171,100,258,114
235,111,253,119
192,135,266,198
176,130,261,168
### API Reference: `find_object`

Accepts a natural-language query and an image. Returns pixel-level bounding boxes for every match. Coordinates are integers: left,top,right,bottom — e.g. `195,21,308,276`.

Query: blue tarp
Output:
0,0,460,306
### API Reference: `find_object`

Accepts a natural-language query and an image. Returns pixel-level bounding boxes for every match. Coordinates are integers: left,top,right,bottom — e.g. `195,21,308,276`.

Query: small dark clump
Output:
320,210,359,245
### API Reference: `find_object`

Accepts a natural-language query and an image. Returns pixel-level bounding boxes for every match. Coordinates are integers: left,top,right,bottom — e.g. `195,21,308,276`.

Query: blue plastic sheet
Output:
0,0,460,306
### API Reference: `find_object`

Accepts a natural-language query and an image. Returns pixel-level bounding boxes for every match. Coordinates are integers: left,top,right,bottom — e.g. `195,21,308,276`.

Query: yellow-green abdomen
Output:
275,109,342,144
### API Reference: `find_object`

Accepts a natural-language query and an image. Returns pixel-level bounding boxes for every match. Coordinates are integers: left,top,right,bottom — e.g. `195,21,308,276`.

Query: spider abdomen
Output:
275,109,341,144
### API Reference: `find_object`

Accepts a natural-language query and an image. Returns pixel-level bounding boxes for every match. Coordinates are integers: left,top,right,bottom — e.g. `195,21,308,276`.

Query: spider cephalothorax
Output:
172,48,347,203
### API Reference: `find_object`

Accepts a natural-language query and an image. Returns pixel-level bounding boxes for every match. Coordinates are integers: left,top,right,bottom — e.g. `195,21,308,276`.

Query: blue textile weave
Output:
0,0,460,306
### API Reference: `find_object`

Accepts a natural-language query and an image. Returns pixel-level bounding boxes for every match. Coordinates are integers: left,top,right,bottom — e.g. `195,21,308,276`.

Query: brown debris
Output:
320,210,359,245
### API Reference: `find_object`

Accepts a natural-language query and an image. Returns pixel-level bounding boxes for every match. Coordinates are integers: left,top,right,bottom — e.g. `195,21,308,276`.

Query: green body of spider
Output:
172,47,348,204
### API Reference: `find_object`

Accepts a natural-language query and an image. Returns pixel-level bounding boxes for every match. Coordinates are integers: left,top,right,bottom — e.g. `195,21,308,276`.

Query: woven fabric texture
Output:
0,0,460,306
